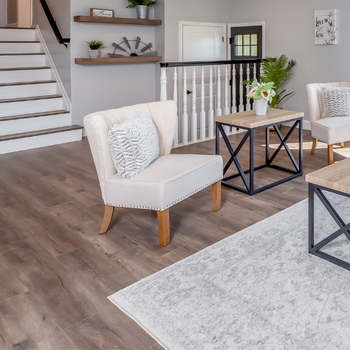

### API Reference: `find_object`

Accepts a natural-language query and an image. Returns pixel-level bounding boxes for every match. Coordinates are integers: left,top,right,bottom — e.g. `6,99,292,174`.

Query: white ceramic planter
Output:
88,50,100,58
254,99,268,116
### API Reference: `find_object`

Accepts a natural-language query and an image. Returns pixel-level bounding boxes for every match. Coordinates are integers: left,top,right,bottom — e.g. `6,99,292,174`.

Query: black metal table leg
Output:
249,129,254,195
266,127,269,166
215,122,220,155
308,183,314,253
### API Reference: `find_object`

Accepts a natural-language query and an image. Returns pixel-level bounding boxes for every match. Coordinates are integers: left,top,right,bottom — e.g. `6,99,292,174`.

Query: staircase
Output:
0,27,82,154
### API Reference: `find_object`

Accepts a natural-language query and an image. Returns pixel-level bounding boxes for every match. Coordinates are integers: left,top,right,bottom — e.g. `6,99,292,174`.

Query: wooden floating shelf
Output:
75,56,163,65
74,16,161,26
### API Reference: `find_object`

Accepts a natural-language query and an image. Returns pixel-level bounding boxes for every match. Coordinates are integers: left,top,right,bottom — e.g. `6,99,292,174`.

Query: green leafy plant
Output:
86,40,105,50
126,0,157,8
259,55,297,108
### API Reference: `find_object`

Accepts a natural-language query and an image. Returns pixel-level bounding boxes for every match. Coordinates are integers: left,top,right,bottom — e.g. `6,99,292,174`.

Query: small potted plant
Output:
86,40,105,58
126,0,157,19
246,80,275,116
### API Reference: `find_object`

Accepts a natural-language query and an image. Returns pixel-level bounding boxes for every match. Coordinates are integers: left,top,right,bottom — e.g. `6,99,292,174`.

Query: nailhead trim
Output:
105,177,223,211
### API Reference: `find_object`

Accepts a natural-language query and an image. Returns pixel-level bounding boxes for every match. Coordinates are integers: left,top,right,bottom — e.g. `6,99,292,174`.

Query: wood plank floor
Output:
0,128,348,349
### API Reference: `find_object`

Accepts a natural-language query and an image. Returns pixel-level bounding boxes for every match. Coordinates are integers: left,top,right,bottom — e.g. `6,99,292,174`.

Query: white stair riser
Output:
0,69,52,83
0,129,83,155
0,29,36,41
0,42,41,54
0,113,71,136
0,83,57,99
0,98,63,117
0,55,46,68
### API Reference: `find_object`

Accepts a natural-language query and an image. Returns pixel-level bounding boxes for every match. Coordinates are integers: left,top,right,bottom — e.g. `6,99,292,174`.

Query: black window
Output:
231,26,262,60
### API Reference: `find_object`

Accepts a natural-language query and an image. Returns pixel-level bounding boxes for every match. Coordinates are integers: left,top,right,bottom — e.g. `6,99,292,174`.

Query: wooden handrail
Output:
39,0,70,48
160,59,261,68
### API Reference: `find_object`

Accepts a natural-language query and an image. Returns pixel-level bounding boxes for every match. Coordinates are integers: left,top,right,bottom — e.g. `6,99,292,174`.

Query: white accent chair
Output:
306,82,350,165
83,100,223,246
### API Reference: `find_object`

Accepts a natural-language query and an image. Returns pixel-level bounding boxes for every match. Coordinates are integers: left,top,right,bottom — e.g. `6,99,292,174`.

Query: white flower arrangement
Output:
246,80,276,104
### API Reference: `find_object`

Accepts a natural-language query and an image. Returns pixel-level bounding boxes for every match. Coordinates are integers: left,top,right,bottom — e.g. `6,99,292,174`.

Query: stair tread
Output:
0,66,50,71
0,125,83,142
0,95,62,103
0,53,45,56
0,110,69,121
0,41,40,43
0,80,56,87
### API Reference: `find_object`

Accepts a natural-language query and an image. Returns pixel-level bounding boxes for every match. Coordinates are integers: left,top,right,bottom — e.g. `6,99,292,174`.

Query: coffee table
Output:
306,158,350,271
215,108,304,195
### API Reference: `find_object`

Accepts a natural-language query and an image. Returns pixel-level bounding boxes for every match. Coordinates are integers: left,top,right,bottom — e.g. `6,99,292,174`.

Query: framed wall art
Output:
90,8,114,18
314,9,337,45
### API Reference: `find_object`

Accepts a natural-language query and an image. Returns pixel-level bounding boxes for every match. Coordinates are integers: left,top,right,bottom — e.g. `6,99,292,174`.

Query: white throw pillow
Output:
322,87,350,118
108,112,159,179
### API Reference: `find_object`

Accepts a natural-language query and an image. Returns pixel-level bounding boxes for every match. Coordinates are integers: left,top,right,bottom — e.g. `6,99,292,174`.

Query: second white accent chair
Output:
84,100,223,247
306,82,350,165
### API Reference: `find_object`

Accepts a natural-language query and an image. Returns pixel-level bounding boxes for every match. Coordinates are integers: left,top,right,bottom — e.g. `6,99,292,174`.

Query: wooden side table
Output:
215,108,304,195
306,158,350,271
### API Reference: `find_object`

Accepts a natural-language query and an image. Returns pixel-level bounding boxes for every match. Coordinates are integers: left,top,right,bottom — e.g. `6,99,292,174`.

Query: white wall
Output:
32,0,71,97
70,0,158,126
228,0,350,122
0,0,5,26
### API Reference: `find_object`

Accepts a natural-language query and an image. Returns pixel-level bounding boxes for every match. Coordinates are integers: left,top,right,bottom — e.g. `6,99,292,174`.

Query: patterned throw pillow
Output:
108,112,159,179
322,87,350,118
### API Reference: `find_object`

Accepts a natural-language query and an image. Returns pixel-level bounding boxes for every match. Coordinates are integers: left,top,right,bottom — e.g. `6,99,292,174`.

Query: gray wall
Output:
70,0,158,126
32,0,71,97
228,0,350,123
0,0,5,26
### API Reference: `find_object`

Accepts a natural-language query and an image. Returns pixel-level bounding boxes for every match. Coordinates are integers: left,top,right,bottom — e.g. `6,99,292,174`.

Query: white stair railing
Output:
159,60,261,148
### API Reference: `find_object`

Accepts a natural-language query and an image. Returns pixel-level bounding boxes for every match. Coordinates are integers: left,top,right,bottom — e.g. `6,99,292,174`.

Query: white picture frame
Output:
90,8,114,18
314,9,337,45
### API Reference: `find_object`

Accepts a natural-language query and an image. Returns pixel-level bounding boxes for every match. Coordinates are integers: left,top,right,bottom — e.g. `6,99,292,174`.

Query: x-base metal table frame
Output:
215,109,304,195
306,159,350,271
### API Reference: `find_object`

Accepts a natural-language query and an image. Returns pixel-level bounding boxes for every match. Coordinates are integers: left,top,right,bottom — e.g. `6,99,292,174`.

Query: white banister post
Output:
160,68,167,101
239,64,244,112
208,66,214,138
182,67,188,145
191,67,197,142
232,64,236,114
253,63,257,111
223,65,230,134
246,64,250,111
200,66,206,141
216,66,222,117
173,68,178,147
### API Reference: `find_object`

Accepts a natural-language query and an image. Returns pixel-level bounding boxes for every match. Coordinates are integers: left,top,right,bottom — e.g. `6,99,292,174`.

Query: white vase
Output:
254,99,268,116
88,50,100,58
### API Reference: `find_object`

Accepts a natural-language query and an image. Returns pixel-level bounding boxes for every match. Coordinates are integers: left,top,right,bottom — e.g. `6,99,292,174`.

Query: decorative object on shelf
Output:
246,80,275,116
259,55,296,109
126,0,157,20
109,37,157,58
86,40,105,58
90,8,114,17
315,9,337,45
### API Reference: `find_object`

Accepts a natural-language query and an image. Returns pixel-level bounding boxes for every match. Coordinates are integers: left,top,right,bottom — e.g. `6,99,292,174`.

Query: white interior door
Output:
180,22,227,140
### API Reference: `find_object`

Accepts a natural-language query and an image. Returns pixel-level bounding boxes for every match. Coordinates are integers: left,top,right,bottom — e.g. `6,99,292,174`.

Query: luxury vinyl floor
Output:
0,128,347,349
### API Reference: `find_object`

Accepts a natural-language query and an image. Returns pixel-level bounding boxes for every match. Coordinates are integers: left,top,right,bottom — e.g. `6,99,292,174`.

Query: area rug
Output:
108,193,350,350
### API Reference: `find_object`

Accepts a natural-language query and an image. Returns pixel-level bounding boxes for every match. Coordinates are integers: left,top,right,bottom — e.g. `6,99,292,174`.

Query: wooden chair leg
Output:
157,209,170,246
99,205,115,234
341,142,345,148
311,138,318,154
328,144,334,165
212,180,222,211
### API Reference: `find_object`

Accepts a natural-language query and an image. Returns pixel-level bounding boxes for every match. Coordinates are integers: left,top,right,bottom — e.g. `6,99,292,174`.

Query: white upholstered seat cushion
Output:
104,154,223,211
312,117,350,144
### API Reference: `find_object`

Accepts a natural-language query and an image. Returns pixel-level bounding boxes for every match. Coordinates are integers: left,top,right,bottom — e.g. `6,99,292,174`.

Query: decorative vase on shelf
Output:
254,99,268,116
136,5,149,19
88,50,100,58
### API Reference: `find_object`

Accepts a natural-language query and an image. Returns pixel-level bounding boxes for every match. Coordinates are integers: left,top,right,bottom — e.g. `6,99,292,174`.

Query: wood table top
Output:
306,158,350,195
215,108,304,129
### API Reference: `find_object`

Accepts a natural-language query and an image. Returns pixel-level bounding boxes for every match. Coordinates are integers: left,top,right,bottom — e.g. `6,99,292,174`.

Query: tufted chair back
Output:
83,100,177,197
306,82,350,123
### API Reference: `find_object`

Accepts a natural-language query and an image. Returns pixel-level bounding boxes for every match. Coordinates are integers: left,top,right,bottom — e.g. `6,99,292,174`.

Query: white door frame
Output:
179,21,227,61
227,21,265,60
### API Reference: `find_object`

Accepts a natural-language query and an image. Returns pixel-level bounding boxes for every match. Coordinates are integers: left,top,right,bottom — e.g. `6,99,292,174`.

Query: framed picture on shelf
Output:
90,8,114,18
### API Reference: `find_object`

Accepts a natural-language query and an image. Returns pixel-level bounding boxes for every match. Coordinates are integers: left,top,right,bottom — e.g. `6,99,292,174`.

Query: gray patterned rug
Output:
108,193,350,350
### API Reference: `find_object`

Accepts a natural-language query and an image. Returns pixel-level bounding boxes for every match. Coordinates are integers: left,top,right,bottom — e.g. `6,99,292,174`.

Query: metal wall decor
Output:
108,37,158,58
